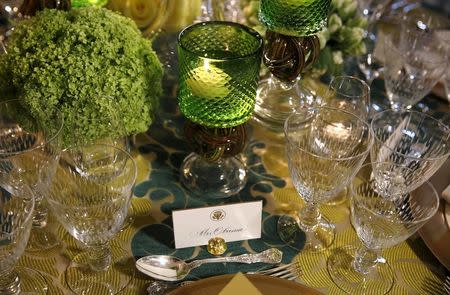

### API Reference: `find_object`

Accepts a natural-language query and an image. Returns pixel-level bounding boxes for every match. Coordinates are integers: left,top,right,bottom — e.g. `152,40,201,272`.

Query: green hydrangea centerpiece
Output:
0,7,163,147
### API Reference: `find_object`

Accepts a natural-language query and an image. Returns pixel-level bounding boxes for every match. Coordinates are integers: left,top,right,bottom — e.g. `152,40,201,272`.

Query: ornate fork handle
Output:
187,248,282,270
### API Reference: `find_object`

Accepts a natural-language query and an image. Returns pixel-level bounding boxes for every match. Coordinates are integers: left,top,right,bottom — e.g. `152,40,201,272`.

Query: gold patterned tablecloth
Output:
17,76,450,294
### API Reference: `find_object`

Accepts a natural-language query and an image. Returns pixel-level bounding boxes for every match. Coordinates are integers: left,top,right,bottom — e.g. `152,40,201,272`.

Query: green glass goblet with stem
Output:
253,0,331,132
47,144,137,295
278,106,373,251
177,21,263,198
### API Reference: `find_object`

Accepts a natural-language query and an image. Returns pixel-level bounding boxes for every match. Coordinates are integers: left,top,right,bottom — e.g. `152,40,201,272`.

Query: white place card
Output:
172,201,263,249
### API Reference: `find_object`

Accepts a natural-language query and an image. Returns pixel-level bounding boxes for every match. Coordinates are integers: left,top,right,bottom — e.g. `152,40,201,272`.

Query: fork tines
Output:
250,262,301,281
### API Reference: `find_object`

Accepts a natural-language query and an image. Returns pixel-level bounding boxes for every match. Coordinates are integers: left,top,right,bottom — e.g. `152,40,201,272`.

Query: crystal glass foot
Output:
47,145,137,295
327,245,394,294
8,266,49,294
181,152,247,199
0,99,63,251
278,106,373,251
66,253,134,295
177,22,262,198
327,162,439,295
371,109,450,194
0,184,46,295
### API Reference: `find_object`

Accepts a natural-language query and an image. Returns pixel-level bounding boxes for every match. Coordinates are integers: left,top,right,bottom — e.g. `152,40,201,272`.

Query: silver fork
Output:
247,262,301,280
147,262,301,294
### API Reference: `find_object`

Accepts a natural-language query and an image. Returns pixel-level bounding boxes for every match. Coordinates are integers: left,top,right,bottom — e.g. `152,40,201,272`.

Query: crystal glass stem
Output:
87,244,112,272
298,202,321,231
32,200,48,227
353,245,381,275
0,270,20,295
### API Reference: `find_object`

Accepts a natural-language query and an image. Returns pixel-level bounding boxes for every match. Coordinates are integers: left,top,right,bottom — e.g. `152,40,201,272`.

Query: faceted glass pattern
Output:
259,0,331,37
370,110,450,194
178,21,263,128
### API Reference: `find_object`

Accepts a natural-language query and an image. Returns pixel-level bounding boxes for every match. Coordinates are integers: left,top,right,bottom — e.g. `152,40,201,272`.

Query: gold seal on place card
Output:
207,237,227,255
172,201,263,249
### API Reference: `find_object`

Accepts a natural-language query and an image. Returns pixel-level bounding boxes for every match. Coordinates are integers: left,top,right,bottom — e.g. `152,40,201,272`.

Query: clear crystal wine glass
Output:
323,75,370,120
61,97,134,231
47,144,136,295
322,75,370,206
383,26,448,110
371,109,450,194
327,162,440,294
0,99,63,251
0,183,49,294
278,106,373,251
357,22,383,85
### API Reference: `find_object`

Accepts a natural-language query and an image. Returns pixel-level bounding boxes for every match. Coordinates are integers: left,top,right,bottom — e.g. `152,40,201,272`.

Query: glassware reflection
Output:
278,106,372,251
327,162,439,294
47,144,136,295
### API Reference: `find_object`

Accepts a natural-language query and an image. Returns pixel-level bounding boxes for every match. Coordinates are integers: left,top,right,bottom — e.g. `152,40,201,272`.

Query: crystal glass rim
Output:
0,99,64,157
370,109,450,162
0,184,35,235
329,75,370,99
284,106,374,161
351,162,440,225
177,21,264,61
61,144,137,208
384,36,448,64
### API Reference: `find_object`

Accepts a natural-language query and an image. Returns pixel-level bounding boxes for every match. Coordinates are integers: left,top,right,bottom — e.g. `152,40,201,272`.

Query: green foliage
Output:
0,7,163,147
71,0,108,7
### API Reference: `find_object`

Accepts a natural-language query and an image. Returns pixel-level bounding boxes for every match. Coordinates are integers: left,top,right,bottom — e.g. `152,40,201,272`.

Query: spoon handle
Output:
187,248,282,270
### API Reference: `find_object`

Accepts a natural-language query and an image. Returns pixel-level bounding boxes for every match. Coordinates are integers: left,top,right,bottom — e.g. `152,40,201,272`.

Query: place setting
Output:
0,0,449,294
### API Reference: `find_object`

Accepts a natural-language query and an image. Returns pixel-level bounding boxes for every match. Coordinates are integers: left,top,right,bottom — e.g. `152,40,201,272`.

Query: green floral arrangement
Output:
72,0,108,7
0,7,163,147
242,0,367,76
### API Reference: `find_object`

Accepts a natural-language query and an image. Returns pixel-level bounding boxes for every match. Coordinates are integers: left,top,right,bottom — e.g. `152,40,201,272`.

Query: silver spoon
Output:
136,248,283,282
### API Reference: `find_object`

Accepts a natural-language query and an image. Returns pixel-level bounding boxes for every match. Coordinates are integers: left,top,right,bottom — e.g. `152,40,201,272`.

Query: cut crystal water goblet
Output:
278,106,373,251
327,162,440,294
47,144,136,295
0,99,63,251
0,184,49,294
370,109,450,195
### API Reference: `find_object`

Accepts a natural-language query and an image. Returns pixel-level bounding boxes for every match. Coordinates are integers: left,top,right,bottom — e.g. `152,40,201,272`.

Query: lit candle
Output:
186,60,231,100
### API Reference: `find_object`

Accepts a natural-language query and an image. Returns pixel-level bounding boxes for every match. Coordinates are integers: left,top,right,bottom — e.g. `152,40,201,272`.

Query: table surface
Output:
18,54,450,295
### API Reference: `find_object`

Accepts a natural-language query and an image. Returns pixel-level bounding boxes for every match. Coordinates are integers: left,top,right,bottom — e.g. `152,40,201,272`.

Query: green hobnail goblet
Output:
177,21,263,198
259,0,331,37
254,0,332,132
